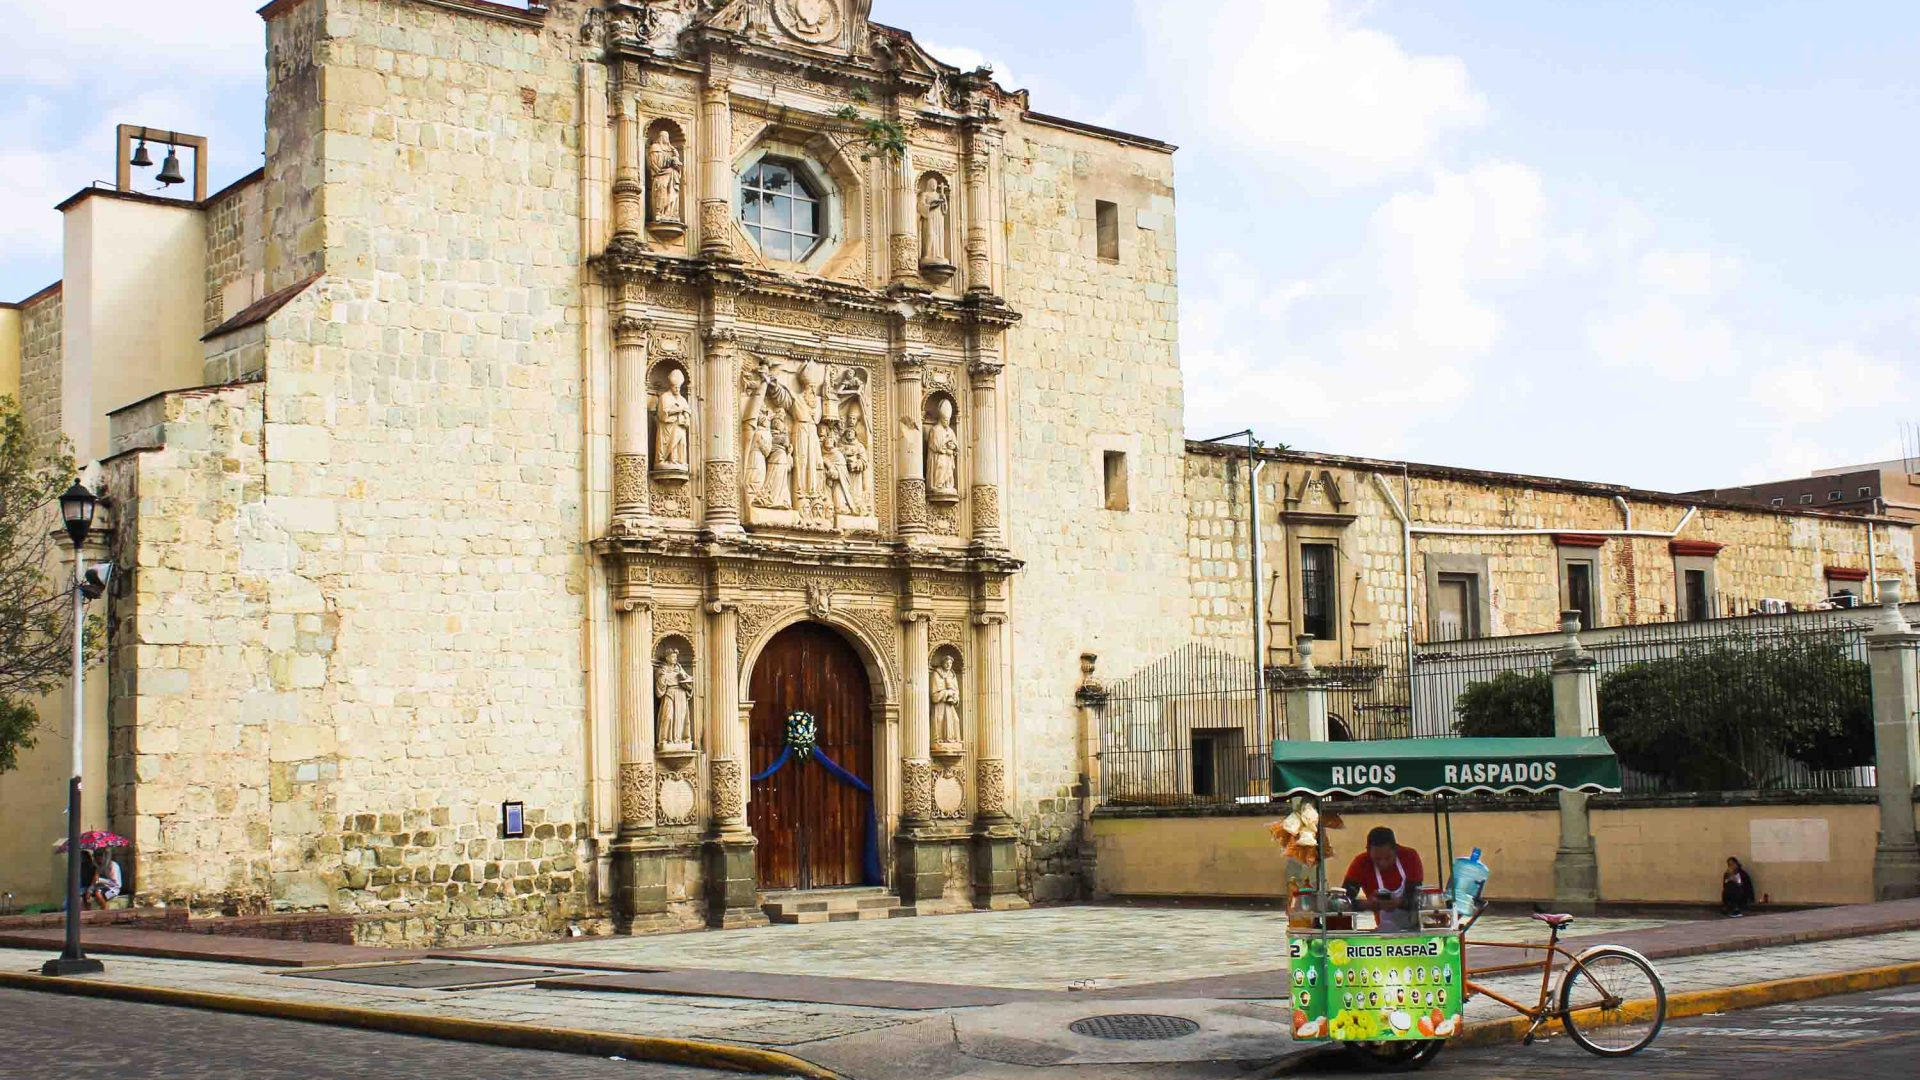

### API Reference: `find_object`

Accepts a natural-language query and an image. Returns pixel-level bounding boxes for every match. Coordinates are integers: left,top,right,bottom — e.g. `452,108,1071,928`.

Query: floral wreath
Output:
784,711,819,759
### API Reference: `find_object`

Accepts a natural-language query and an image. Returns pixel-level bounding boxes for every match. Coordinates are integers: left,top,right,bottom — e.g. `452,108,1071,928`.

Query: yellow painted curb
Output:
0,969,841,1079
1447,958,1920,1048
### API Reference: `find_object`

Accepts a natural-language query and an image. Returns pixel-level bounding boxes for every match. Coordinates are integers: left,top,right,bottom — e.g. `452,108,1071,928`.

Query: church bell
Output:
155,145,185,187
129,139,153,168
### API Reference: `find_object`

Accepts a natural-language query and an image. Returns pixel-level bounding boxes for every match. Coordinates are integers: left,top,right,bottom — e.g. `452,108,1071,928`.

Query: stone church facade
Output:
0,0,1189,939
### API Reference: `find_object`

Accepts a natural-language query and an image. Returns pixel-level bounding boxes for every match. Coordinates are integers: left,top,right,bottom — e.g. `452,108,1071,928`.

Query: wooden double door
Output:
748,622,874,890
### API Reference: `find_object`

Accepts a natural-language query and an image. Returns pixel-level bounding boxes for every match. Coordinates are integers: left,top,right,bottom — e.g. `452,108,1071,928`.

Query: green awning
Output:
1271,736,1622,797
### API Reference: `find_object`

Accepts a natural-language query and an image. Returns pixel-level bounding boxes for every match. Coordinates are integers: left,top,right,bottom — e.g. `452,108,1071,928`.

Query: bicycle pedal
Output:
1521,1033,1535,1046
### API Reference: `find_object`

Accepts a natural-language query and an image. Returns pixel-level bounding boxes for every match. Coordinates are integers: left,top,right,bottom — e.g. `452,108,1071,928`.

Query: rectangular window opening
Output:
1682,569,1711,622
1103,450,1130,511
1095,199,1120,261
1799,494,1814,505
1189,727,1247,799
1301,544,1338,641
1565,562,1595,630
1858,486,1873,498
1432,572,1480,641
1769,497,1784,507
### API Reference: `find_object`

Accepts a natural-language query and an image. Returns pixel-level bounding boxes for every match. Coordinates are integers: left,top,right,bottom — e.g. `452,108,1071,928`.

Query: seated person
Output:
1343,826,1424,932
83,850,121,910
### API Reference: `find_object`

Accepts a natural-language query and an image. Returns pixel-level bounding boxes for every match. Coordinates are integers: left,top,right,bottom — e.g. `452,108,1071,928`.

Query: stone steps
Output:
760,887,916,925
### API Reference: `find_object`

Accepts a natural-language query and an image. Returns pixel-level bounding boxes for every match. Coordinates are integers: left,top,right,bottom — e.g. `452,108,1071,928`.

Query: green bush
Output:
1452,670,1553,738
1449,638,1872,791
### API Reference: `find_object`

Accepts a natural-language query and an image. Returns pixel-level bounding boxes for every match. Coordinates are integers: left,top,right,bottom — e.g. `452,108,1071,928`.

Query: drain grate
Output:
291,962,566,991
1068,1014,1201,1041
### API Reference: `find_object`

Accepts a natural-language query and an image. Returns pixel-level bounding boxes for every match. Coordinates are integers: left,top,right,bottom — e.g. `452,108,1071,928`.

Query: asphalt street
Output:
0,988,784,1080
1284,984,1920,1078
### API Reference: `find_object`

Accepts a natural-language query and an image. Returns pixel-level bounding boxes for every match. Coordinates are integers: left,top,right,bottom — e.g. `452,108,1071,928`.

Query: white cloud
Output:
1745,346,1909,423
1136,0,1486,185
0,1,263,298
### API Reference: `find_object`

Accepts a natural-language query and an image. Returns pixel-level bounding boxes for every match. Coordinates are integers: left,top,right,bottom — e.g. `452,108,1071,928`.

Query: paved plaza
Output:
3,904,1918,1079
478,905,1680,991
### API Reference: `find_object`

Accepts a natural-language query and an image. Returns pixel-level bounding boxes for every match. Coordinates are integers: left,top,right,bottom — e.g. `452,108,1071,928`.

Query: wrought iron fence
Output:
1099,644,1282,807
1098,610,1879,806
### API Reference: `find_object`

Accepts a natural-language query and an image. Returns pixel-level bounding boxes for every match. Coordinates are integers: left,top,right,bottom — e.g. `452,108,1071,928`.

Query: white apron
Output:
1370,854,1417,932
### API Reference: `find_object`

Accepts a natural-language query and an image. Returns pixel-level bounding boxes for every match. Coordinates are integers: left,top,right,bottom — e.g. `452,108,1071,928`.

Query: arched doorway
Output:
748,622,876,890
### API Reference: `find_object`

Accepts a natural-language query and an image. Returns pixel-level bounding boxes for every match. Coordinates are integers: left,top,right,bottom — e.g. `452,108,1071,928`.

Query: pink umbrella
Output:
55,830,129,853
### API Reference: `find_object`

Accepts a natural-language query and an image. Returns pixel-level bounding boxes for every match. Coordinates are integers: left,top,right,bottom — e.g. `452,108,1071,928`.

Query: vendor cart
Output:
1274,736,1664,1069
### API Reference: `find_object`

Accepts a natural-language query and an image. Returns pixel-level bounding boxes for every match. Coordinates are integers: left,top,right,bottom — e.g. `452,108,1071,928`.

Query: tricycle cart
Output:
1273,736,1666,1070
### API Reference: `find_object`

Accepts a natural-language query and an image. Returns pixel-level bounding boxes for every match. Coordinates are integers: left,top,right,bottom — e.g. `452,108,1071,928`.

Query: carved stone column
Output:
968,358,1003,546
703,600,763,927
890,147,920,287
893,351,928,541
618,601,658,833
698,55,734,259
612,597,669,927
895,610,945,905
963,128,993,294
971,610,1022,909
701,328,742,535
612,61,644,245
613,316,652,527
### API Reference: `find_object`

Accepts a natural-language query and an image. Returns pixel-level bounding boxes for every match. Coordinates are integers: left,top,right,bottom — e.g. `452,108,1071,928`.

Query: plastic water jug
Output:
1449,849,1489,918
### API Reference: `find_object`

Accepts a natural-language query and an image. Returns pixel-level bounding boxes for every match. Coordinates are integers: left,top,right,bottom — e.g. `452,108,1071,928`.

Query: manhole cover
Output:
291,962,565,991
1068,1014,1201,1040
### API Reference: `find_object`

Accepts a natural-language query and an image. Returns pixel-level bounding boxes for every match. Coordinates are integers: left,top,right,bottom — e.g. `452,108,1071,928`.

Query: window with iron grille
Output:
1300,543,1337,641
740,159,822,262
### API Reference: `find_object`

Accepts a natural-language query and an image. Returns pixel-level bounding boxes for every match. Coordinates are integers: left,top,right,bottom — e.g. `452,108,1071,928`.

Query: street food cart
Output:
1273,736,1657,1069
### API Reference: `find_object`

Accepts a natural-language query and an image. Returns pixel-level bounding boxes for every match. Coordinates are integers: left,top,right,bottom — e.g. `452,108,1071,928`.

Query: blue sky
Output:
5,1,1916,490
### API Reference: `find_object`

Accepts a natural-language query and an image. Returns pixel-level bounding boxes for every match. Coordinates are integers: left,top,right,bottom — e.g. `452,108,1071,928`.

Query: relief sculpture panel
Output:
741,354,880,534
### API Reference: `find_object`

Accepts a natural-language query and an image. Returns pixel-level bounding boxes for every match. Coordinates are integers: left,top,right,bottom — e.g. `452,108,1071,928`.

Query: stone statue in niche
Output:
759,361,830,525
654,367,692,476
647,128,684,235
918,175,955,283
931,653,963,751
656,646,695,751
839,420,871,515
925,397,960,502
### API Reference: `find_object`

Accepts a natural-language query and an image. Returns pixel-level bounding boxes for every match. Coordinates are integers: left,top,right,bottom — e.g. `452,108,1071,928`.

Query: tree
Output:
0,395,79,774
1597,638,1872,791
1452,670,1554,738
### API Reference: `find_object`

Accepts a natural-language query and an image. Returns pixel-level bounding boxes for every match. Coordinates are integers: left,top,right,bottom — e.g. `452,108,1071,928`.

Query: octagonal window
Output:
741,158,823,262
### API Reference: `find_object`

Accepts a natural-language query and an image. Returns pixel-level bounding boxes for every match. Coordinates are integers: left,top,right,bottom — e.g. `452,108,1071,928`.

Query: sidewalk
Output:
2,900,1918,1080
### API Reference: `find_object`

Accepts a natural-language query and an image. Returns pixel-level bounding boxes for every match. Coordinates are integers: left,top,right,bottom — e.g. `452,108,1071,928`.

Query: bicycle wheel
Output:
1557,946,1665,1056
1342,1039,1444,1071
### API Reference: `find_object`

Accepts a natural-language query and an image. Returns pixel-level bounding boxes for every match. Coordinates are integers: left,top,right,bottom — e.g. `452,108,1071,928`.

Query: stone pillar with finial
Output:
1551,610,1601,913
1867,579,1920,900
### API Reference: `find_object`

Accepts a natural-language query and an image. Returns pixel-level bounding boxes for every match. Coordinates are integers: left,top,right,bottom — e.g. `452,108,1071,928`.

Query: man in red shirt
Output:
1343,826,1425,932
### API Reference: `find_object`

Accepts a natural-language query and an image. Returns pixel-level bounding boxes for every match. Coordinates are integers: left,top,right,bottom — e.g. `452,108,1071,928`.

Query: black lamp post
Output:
44,482,103,976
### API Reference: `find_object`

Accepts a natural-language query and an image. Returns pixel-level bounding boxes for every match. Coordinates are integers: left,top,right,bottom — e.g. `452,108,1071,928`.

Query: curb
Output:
1448,958,1920,1048
0,970,841,1079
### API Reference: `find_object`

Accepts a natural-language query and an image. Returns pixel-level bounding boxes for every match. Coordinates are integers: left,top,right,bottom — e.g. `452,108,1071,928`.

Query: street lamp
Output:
44,481,104,976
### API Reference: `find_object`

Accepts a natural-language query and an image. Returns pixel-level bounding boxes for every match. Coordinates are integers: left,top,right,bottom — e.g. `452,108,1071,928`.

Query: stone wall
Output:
103,383,274,911
204,174,266,333
18,285,62,443
1001,117,1189,900
1186,448,1917,663
246,0,593,940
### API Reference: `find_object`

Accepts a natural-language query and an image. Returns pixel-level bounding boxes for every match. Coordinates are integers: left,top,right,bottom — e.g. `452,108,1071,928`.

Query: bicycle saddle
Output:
1531,912,1575,928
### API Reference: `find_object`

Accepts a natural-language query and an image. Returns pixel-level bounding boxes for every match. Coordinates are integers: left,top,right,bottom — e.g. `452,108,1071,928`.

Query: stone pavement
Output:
2,902,1918,1080
0,987,766,1080
466,906,1677,991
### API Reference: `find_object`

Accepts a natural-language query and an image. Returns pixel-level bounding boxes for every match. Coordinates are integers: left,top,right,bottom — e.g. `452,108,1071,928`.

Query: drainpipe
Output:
1612,496,1632,530
1204,430,1269,737
1408,506,1697,540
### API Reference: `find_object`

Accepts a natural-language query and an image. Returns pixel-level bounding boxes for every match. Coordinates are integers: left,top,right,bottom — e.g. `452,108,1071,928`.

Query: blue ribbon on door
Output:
752,724,884,886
